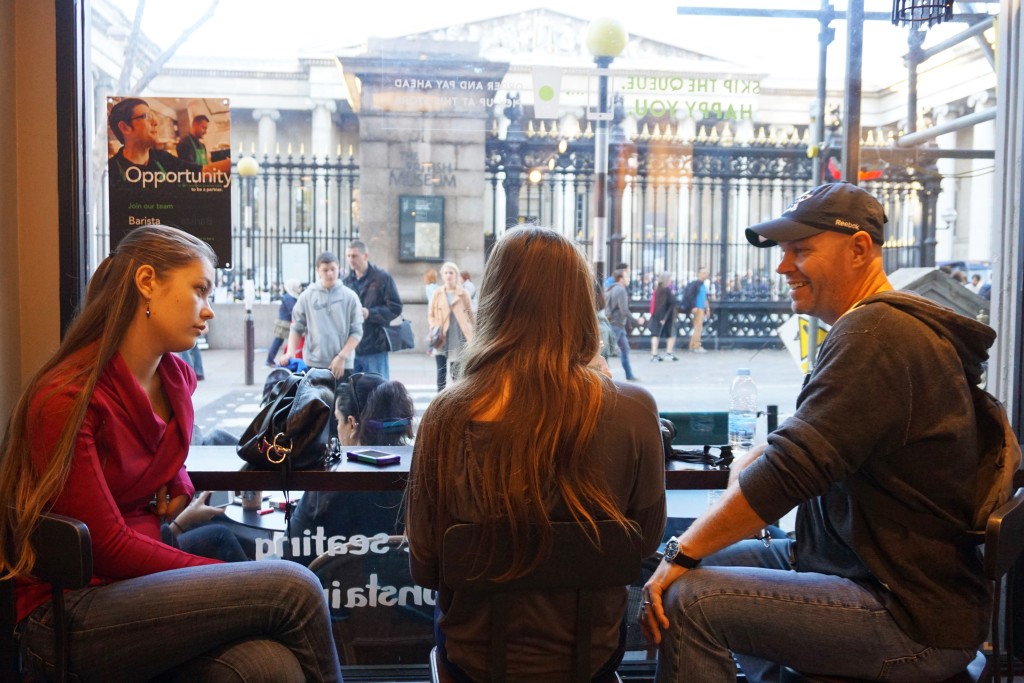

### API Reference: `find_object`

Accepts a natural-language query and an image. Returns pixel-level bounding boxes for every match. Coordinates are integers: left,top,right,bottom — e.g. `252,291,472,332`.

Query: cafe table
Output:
186,445,731,492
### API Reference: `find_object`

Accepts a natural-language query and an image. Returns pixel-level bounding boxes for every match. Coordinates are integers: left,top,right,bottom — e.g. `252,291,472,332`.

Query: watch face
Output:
664,537,680,562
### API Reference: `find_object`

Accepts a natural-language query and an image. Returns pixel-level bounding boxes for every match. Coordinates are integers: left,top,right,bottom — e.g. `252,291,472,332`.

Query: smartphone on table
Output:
346,449,401,467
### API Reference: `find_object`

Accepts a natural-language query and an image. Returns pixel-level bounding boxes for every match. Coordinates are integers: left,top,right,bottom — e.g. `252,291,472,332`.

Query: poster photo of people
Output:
107,96,233,266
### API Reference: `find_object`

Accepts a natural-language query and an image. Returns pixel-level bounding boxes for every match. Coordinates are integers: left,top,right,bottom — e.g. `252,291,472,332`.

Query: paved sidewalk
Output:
191,345,806,440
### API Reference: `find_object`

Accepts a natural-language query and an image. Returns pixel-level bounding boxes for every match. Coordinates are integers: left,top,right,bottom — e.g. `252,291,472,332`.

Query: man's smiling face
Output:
776,231,860,325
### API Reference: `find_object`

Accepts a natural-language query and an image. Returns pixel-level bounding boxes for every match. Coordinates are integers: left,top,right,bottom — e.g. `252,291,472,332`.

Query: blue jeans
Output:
354,352,389,379
612,325,635,379
17,561,342,682
179,342,205,378
655,539,976,682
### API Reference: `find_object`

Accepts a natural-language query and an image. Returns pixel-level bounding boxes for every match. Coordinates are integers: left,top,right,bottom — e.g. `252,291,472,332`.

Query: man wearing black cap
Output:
639,182,996,682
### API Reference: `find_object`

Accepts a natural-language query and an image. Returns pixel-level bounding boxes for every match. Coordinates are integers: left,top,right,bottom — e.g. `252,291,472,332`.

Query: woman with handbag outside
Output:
650,271,680,361
428,261,474,391
0,225,342,682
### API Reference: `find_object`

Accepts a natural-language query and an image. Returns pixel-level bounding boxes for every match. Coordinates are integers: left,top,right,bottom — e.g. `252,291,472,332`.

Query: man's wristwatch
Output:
662,536,701,569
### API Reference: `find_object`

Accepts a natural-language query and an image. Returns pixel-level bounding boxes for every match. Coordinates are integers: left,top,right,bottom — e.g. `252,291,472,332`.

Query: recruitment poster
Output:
107,96,233,266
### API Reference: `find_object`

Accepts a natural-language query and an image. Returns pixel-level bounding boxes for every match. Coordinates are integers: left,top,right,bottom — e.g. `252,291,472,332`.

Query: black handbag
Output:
237,369,335,471
385,318,416,352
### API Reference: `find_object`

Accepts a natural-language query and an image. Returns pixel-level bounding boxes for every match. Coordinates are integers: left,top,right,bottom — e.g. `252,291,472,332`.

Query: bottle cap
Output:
736,368,751,375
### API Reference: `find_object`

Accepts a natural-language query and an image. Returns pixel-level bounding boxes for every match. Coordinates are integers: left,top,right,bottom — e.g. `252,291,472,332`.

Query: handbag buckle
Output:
260,432,292,464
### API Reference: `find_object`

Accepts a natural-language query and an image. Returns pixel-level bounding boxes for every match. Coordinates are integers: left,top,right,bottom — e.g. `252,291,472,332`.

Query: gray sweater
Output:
740,291,996,649
289,282,363,369
605,282,631,328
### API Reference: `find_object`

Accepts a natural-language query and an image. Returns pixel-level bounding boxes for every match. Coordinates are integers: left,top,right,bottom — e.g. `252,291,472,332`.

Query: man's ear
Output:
849,232,875,267
135,264,158,300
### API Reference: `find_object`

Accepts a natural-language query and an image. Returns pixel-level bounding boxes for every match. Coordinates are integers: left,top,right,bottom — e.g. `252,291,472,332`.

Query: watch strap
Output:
670,549,701,569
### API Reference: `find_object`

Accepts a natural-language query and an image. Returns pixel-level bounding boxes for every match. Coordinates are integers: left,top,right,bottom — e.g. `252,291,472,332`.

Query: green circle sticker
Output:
538,85,555,101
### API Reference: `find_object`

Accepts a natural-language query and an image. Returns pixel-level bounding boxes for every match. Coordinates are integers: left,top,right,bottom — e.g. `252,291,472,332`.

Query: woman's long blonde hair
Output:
409,227,630,579
0,225,216,578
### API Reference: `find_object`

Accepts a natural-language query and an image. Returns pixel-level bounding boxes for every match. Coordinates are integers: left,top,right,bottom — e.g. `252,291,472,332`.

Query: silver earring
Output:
146,302,150,318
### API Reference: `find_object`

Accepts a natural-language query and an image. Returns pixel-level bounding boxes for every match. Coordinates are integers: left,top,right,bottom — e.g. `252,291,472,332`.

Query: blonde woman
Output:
427,261,474,390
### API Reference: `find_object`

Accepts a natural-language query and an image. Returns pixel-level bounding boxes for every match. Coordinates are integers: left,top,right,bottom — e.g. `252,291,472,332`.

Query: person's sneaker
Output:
626,376,641,382
650,354,662,362
691,347,707,353
667,354,679,361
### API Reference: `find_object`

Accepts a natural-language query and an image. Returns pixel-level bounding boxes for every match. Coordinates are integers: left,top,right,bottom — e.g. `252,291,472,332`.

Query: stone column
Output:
933,101,965,263
311,100,336,159
253,109,280,158
966,90,995,262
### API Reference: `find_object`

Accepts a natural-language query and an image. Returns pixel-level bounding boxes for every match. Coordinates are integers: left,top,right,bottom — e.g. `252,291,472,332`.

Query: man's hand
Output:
329,354,347,379
361,307,369,320
638,560,686,646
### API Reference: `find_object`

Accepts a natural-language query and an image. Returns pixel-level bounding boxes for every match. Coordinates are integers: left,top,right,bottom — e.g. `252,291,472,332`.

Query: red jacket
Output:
16,349,217,622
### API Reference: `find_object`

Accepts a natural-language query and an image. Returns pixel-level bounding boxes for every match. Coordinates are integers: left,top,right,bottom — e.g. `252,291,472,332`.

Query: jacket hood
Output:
858,290,995,386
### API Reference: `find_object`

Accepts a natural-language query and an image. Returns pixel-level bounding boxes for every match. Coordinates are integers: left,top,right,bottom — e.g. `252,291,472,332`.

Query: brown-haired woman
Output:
407,226,666,682
0,225,341,681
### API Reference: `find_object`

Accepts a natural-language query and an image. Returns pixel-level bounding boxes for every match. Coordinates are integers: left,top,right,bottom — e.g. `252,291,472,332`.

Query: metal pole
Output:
243,174,255,386
592,55,612,283
812,1,834,185
842,0,864,183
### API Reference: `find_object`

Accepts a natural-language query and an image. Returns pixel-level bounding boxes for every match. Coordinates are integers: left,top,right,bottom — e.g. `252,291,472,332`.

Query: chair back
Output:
439,520,642,683
1,512,92,683
984,487,1024,683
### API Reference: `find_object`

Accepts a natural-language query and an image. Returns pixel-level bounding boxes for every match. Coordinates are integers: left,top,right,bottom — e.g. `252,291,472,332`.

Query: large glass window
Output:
80,0,1001,675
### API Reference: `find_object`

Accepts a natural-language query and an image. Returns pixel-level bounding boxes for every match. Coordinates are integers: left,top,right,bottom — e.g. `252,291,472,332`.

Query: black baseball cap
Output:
745,181,887,248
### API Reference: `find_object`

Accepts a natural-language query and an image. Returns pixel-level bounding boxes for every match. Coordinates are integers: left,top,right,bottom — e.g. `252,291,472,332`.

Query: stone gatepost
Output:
339,39,509,317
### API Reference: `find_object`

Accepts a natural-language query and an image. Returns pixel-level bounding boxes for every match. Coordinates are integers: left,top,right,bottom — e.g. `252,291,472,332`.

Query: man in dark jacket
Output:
640,182,994,682
343,239,403,378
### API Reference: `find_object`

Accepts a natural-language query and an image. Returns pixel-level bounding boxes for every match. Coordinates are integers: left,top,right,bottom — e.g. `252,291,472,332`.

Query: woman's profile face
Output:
149,257,215,354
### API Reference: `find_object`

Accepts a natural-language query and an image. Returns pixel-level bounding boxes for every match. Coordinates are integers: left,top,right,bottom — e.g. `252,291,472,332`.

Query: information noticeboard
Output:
398,195,444,262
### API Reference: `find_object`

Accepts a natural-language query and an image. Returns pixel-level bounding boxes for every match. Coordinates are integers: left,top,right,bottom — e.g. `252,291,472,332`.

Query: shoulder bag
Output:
237,368,335,471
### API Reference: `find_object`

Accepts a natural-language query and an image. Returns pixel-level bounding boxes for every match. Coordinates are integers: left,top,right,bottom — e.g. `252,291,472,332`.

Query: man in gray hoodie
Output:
640,182,995,682
280,251,362,380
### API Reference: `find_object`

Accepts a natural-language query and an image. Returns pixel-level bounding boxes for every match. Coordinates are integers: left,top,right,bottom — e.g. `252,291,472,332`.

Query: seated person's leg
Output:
176,523,249,563
153,638,304,683
656,539,974,683
17,561,340,682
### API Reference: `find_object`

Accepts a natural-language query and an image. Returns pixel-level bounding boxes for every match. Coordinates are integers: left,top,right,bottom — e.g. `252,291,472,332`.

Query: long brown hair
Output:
0,225,216,578
408,226,630,580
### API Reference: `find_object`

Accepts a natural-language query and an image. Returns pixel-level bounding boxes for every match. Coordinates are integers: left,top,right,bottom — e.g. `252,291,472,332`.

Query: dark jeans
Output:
435,354,460,391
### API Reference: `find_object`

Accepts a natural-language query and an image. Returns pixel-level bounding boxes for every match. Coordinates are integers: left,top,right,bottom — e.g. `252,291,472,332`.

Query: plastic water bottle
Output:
728,368,758,450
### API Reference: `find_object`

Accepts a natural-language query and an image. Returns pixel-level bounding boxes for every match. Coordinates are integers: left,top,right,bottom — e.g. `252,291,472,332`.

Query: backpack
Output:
968,386,1022,533
850,383,1021,543
680,279,702,312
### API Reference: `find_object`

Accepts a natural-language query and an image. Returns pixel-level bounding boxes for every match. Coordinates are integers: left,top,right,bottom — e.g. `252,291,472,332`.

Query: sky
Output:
111,0,988,87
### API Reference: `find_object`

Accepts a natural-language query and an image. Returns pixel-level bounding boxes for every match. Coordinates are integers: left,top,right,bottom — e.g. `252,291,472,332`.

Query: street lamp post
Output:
237,155,260,386
586,17,628,283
